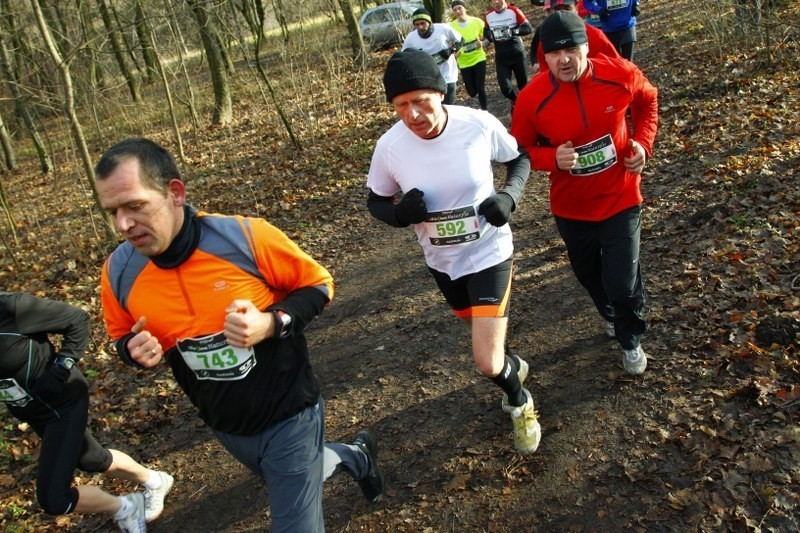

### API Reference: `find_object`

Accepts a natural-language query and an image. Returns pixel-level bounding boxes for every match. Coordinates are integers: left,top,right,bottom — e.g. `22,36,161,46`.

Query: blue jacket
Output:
584,0,636,33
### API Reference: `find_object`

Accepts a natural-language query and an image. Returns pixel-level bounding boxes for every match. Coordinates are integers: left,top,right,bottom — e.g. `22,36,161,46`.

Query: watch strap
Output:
54,355,76,370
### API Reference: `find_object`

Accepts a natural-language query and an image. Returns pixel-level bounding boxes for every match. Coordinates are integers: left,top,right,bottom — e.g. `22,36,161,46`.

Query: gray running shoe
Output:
116,492,146,533
144,471,174,522
623,346,647,375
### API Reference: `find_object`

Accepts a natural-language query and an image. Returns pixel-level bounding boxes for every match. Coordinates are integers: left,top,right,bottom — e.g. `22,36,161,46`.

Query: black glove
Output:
395,188,427,226
631,3,640,16
599,7,610,19
478,193,515,227
30,364,70,399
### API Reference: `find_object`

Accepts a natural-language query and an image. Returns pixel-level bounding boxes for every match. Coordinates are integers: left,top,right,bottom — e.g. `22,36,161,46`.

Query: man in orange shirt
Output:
96,138,384,532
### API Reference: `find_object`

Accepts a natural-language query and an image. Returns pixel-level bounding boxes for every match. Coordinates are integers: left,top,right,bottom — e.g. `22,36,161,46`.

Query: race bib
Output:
607,0,627,10
462,40,481,53
0,378,32,407
424,205,481,246
491,26,513,41
570,134,618,176
432,50,448,65
176,331,256,381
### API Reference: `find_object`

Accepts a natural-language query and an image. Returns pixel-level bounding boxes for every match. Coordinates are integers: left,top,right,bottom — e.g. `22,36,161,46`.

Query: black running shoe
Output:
353,430,385,503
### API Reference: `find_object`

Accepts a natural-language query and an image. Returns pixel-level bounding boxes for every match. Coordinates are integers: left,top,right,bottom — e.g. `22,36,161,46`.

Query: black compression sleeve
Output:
500,149,531,209
367,190,404,227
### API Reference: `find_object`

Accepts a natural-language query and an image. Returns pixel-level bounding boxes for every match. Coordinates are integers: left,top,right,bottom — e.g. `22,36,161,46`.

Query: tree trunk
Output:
0,32,52,174
164,0,201,131
186,0,232,126
238,0,301,149
0,173,20,251
423,0,446,23
39,0,70,58
96,0,141,102
30,0,116,242
78,0,106,91
271,0,290,44
134,0,159,84
337,0,367,68
148,24,186,162
0,111,16,170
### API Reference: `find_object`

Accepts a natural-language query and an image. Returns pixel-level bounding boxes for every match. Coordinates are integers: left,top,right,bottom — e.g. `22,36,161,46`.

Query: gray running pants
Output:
214,400,369,532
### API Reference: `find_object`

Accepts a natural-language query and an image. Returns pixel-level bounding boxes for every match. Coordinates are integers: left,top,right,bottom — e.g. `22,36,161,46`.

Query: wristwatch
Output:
273,310,292,339
54,356,76,371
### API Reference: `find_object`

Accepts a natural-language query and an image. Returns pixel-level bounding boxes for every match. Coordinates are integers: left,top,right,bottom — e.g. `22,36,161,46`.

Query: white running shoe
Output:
502,388,541,454
623,346,647,375
116,492,146,533
144,471,174,522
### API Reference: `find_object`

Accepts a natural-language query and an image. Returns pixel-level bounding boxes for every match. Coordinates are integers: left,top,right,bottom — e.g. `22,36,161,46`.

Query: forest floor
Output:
1,0,798,531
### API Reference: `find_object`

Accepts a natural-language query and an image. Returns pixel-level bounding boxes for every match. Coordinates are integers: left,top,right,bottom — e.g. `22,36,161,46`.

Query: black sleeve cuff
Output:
115,333,148,369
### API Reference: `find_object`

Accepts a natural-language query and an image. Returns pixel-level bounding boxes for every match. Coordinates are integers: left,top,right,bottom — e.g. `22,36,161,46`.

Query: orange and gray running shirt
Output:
101,210,334,435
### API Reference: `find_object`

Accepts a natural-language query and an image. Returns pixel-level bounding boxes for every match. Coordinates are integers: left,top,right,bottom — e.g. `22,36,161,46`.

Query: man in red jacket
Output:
511,11,658,375
530,0,620,74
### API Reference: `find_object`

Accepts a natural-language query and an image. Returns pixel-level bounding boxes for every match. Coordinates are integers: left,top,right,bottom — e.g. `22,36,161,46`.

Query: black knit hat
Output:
412,8,432,23
539,11,588,53
383,49,447,102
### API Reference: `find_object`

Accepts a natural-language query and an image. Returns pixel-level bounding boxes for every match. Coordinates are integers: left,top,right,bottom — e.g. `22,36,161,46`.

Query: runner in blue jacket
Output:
583,0,639,61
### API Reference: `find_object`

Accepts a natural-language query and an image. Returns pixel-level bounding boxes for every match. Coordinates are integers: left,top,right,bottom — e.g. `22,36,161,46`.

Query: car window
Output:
364,9,388,24
385,7,408,22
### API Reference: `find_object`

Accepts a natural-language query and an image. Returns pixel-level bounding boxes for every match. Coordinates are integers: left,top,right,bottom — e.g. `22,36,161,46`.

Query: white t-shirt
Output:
367,105,520,279
402,24,461,84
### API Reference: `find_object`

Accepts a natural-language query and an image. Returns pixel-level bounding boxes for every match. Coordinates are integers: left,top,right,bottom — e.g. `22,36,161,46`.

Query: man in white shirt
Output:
365,49,541,455
402,8,463,104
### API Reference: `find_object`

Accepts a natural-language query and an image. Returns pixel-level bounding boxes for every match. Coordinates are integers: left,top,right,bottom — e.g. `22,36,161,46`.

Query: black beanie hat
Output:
383,49,447,102
539,11,588,53
412,8,433,23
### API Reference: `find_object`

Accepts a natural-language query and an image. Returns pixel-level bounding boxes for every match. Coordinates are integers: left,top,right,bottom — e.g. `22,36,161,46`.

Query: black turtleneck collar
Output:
150,205,201,269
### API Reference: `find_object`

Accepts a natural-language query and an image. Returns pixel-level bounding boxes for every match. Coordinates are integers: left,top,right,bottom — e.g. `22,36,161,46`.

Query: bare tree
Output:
96,0,141,101
186,0,232,126
271,0,290,43
337,0,367,67
0,31,53,174
0,111,15,170
0,169,20,251
237,0,300,149
30,0,115,241
423,0,446,23
78,0,106,91
146,21,186,161
164,0,201,131
134,0,159,84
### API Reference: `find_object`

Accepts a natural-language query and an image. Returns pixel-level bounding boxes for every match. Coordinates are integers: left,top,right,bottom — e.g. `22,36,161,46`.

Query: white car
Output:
359,2,424,50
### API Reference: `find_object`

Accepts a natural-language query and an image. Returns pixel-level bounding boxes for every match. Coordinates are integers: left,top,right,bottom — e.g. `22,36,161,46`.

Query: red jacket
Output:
511,55,658,221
